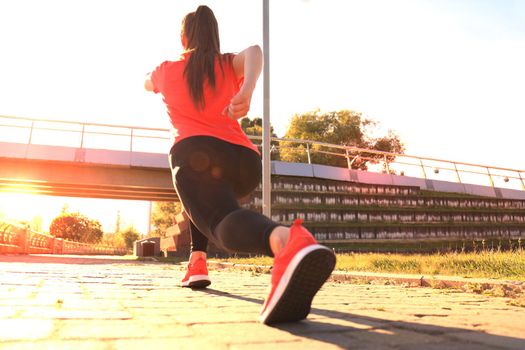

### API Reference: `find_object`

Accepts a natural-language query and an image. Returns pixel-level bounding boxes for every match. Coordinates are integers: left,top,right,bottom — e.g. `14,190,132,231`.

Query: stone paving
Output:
0,255,524,350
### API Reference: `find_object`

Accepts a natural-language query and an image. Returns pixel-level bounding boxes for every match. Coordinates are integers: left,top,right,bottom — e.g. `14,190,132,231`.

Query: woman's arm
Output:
233,45,263,92
224,45,263,119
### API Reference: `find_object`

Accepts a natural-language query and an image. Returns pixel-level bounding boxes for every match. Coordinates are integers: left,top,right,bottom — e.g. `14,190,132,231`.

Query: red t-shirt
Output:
150,52,260,154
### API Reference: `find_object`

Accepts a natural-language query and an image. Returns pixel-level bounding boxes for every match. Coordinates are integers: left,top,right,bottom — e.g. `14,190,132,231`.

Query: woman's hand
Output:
223,87,253,120
144,73,155,92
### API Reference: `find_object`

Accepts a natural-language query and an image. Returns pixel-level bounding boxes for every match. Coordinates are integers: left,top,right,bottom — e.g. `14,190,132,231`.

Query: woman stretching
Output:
145,5,335,324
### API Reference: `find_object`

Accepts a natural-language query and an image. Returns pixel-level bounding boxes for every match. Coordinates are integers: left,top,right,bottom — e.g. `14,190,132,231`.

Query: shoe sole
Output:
260,245,336,324
181,275,211,289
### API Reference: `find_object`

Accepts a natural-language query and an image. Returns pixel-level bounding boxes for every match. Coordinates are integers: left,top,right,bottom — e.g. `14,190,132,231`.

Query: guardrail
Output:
0,219,126,255
1,115,524,191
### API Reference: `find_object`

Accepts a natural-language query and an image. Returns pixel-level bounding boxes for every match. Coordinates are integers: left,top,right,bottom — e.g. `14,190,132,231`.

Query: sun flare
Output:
0,193,45,222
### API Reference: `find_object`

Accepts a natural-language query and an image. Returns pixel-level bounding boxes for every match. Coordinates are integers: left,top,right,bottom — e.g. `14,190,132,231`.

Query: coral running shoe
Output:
260,219,336,324
181,256,211,288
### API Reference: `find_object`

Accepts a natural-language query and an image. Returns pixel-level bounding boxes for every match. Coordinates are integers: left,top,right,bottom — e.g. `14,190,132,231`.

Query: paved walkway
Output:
0,255,524,350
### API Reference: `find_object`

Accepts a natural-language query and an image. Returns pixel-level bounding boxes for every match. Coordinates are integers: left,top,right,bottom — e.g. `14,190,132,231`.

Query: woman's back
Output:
150,53,258,153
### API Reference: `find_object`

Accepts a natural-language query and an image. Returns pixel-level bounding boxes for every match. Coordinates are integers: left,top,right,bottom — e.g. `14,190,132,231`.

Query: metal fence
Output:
1,115,524,191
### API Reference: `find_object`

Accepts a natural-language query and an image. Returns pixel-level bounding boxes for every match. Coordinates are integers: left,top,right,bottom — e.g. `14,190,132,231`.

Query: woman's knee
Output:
213,208,274,255
213,209,244,252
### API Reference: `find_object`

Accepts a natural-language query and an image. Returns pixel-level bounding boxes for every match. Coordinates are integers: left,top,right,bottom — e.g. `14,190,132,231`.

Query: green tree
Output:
84,219,103,243
240,117,281,160
120,226,140,249
49,212,103,243
151,201,182,237
281,110,404,170
101,232,126,249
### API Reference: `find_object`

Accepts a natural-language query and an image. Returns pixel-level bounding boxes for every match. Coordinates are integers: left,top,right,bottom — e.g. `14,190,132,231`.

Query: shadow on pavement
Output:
197,288,525,349
276,308,525,349
193,287,264,305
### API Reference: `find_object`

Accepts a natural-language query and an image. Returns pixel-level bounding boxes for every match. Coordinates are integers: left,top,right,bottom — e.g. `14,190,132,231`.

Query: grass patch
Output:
217,255,273,267
335,250,525,281
216,249,525,281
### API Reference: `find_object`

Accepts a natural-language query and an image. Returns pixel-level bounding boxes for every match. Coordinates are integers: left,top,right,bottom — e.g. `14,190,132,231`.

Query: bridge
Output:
1,115,524,202
0,116,175,201
2,115,525,255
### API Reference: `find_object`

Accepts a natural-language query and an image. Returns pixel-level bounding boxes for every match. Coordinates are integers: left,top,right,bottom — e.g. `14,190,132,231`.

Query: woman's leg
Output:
169,137,278,256
169,143,209,256
188,221,208,254
170,136,335,323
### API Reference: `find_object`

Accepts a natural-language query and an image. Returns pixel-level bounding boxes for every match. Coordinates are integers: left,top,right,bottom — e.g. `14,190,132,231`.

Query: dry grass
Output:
218,249,525,281
335,250,525,281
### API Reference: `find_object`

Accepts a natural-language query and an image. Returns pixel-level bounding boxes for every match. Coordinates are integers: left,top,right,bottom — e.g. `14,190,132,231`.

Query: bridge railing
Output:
0,218,126,255
260,137,525,191
1,115,524,191
0,220,25,254
60,239,127,255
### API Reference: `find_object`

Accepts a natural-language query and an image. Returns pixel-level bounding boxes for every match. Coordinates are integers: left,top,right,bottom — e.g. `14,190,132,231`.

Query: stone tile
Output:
111,337,228,350
171,309,260,324
298,331,391,350
57,320,193,340
20,307,133,320
0,257,524,349
274,318,378,334
345,327,439,347
191,322,302,343
445,331,525,350
229,340,304,350
0,306,19,318
400,340,501,350
0,341,111,350
0,319,54,340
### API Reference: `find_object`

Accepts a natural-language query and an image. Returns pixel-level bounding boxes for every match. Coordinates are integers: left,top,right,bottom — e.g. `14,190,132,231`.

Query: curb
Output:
206,260,525,297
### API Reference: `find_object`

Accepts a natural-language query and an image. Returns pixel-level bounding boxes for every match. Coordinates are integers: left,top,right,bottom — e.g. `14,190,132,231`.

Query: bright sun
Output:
0,193,45,222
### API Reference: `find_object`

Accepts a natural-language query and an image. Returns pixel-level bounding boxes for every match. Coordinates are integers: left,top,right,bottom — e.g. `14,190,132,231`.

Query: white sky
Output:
1,0,524,233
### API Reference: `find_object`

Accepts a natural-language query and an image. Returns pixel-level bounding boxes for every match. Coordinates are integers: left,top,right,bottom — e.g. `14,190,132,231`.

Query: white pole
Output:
262,0,271,218
147,201,152,237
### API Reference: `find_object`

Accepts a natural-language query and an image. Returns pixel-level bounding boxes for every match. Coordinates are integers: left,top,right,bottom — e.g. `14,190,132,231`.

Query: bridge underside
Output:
0,158,178,201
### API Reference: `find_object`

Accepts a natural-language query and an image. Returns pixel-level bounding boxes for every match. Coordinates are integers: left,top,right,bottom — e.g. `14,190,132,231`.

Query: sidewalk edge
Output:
206,260,525,296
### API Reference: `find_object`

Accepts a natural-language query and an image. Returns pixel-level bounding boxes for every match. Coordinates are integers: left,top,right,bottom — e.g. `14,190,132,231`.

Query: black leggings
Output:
169,136,278,256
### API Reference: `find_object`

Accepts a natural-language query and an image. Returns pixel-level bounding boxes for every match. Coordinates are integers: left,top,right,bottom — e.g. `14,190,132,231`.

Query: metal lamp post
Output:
262,0,271,217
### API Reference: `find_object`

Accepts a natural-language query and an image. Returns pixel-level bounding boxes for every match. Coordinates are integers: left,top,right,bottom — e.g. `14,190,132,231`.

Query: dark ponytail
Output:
183,5,229,109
